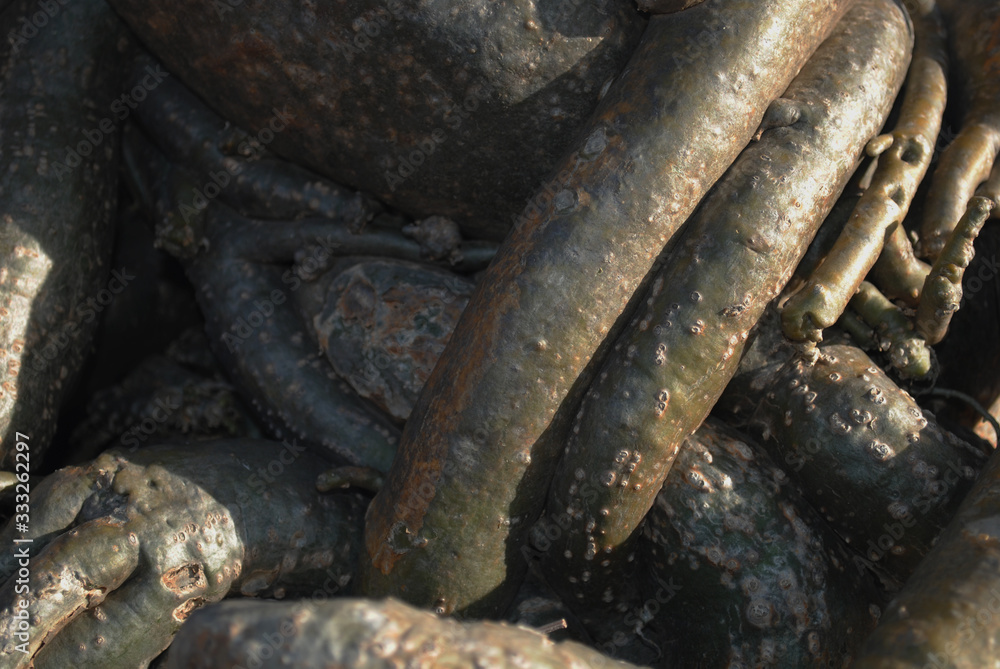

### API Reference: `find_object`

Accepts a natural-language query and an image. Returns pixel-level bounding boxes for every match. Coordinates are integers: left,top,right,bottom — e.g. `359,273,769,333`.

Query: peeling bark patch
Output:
172,597,206,622
161,563,206,595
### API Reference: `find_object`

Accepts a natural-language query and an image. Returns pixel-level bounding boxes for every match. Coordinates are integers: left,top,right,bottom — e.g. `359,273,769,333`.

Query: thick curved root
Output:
848,281,934,379
855,444,1000,668
917,196,995,343
781,2,946,341
165,598,640,669
917,0,1000,258
0,441,366,668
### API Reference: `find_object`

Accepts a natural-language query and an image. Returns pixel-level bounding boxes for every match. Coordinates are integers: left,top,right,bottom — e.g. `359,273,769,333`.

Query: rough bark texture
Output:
67,328,261,462
0,440,366,668
631,420,883,668
361,0,860,619
123,121,406,472
166,598,642,669
0,0,130,466
719,311,987,586
105,0,647,240
918,0,1000,259
538,0,911,628
854,443,1000,668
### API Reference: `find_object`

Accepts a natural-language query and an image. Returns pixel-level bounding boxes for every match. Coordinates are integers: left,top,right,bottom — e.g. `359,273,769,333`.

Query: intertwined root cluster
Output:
1,0,999,667
784,0,1000,385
